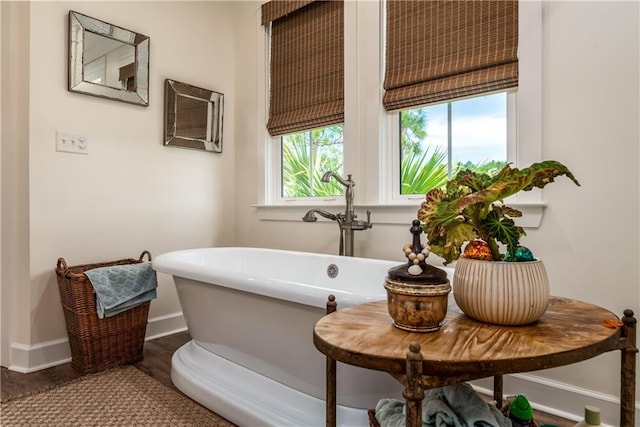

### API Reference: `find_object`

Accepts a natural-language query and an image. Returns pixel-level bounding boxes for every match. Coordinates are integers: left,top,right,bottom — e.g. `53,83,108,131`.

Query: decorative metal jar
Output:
384,220,451,332
384,275,451,332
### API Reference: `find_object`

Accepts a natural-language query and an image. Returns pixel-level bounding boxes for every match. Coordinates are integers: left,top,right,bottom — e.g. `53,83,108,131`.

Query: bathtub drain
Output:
327,264,339,278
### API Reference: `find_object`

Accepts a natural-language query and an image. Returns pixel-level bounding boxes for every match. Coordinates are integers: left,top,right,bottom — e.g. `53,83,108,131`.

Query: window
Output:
398,92,509,196
386,0,517,198
261,1,345,202
257,1,543,227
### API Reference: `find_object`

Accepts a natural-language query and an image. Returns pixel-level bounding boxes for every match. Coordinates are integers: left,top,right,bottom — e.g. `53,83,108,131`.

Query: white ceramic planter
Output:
453,257,550,326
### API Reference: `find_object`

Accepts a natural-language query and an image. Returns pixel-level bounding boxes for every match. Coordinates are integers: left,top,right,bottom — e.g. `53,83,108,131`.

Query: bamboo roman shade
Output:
261,0,314,24
262,0,344,136
383,0,518,111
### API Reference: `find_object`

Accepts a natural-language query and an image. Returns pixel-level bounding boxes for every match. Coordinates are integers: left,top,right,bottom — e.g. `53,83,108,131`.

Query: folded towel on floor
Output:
375,382,511,427
85,262,157,319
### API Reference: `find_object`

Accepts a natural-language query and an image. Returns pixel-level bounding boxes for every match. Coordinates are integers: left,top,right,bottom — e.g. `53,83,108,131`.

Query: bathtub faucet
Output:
302,172,372,257
302,209,338,222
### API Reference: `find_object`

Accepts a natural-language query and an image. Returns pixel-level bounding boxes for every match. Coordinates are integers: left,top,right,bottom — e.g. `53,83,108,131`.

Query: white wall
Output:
233,0,639,424
1,1,237,370
1,1,31,369
526,0,638,392
0,1,7,368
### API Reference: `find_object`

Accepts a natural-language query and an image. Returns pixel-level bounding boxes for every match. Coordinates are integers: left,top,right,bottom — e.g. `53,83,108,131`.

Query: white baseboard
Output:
7,311,186,373
471,373,640,426
144,311,187,341
8,339,72,373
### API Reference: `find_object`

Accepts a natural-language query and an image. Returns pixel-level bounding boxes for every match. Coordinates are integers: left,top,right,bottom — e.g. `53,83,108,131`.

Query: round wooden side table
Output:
313,296,637,427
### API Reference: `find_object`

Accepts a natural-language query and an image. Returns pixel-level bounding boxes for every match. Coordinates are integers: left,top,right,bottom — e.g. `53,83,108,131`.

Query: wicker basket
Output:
55,251,152,374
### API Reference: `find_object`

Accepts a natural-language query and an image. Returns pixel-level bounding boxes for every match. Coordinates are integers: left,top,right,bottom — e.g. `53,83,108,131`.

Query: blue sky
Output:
419,92,507,165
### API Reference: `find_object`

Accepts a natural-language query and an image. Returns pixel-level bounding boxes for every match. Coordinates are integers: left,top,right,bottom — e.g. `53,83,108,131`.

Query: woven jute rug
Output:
0,365,234,426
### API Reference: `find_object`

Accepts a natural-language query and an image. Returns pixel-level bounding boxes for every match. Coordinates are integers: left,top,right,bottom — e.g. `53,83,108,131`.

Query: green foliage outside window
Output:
281,107,506,198
400,108,448,194
401,146,449,194
453,160,508,177
281,126,344,198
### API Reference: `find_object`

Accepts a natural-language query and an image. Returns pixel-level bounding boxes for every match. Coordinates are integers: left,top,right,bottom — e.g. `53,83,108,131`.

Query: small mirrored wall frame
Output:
163,79,224,153
68,10,150,106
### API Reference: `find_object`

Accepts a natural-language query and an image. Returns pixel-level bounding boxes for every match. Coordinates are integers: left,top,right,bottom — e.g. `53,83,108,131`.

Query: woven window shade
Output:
263,0,344,136
383,0,518,111
261,0,314,25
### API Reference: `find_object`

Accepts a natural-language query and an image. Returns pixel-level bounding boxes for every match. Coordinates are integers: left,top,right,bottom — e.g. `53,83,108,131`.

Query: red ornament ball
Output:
463,240,493,261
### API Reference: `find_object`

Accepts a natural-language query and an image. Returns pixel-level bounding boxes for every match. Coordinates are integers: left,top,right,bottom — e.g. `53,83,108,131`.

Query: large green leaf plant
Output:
417,161,581,264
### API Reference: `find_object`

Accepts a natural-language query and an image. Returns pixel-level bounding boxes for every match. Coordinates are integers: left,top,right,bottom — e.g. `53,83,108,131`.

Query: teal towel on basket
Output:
85,262,157,319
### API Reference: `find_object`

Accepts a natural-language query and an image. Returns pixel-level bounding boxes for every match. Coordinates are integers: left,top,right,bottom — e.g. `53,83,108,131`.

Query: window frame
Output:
255,1,544,228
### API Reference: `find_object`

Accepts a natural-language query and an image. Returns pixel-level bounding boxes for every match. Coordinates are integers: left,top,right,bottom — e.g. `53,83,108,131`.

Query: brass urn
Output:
384,220,451,332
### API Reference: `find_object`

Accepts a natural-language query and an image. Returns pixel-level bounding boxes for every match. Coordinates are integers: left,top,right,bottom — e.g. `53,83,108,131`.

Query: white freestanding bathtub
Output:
153,247,454,427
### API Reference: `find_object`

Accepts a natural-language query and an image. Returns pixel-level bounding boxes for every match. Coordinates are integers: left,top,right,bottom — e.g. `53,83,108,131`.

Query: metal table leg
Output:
620,309,637,427
404,343,424,427
325,295,338,427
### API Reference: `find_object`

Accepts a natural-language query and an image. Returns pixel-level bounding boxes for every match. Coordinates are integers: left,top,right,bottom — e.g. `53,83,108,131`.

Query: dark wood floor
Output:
1,331,571,426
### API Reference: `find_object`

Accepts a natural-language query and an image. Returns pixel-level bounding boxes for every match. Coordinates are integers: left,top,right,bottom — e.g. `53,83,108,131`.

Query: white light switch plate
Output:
56,131,88,154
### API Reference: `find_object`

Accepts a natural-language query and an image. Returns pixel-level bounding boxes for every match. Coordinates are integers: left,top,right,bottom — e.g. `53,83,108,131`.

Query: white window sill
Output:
253,202,546,228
